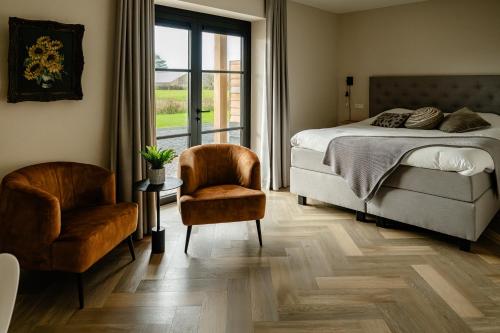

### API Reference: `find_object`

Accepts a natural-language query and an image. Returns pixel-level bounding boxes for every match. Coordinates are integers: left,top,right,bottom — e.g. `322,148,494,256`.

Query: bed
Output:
290,75,500,250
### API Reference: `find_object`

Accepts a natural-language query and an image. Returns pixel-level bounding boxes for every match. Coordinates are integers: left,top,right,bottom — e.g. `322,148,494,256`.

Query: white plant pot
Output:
148,167,165,185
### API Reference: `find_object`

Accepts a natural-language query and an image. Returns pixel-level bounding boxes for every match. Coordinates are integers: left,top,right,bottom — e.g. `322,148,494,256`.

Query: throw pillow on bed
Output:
439,107,491,133
405,107,444,129
371,112,411,128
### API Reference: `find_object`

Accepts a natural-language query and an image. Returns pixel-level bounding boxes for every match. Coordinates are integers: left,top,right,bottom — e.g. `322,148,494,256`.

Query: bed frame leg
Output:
375,216,394,228
355,211,368,222
298,195,307,206
459,239,471,252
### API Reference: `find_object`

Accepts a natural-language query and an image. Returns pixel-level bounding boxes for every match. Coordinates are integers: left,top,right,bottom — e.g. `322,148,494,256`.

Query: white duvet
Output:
291,109,500,176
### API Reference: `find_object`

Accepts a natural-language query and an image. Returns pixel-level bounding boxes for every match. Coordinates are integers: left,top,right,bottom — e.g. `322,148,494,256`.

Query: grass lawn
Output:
156,89,214,101
156,89,215,128
156,111,214,128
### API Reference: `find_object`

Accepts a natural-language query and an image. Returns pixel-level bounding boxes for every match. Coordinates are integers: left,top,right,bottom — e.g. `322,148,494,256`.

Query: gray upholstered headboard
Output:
369,75,500,117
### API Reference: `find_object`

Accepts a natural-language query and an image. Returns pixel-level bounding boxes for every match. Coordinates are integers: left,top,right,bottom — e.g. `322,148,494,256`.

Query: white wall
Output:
155,0,265,20
288,1,338,136
176,0,264,17
336,0,500,121
0,0,115,179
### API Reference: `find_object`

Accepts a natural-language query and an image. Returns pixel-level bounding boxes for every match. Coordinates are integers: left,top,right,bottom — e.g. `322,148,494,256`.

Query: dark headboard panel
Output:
369,75,500,117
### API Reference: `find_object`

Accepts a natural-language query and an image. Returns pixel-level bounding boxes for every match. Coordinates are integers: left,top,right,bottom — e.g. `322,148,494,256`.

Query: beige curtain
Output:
262,0,290,190
110,0,156,239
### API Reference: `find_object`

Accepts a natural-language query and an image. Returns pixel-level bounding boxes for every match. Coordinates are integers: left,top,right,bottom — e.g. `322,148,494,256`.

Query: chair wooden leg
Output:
184,226,192,254
256,220,263,247
298,195,307,206
127,235,136,261
76,273,84,309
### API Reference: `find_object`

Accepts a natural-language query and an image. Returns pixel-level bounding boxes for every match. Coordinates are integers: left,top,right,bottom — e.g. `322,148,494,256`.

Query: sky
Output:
155,26,241,71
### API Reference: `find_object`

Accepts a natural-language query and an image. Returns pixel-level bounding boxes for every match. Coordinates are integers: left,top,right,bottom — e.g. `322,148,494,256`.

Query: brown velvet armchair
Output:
178,144,266,253
0,162,138,308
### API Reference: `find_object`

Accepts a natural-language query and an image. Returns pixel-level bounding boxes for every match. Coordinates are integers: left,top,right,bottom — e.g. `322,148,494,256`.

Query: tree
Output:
155,54,168,69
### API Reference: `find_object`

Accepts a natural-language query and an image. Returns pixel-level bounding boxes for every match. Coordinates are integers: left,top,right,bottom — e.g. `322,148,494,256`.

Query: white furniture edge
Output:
0,253,20,333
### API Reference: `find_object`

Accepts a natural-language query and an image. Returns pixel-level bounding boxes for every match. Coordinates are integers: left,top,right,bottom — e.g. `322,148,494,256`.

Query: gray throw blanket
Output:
323,136,500,202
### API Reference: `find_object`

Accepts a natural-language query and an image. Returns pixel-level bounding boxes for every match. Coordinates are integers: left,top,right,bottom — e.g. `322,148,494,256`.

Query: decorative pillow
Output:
405,107,444,129
371,112,411,128
439,107,491,133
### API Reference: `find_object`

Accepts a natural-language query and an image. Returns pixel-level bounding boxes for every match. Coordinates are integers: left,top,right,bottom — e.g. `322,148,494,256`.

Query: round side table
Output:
134,177,183,254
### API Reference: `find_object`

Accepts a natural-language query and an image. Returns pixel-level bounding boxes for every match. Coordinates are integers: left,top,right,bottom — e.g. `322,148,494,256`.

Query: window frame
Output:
155,5,252,148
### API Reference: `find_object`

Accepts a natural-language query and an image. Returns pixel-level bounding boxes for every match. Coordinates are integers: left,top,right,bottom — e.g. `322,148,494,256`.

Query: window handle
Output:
196,108,210,121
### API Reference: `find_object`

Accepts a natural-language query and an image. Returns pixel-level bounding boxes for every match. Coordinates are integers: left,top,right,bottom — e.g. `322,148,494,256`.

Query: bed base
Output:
291,167,499,251
298,192,368,222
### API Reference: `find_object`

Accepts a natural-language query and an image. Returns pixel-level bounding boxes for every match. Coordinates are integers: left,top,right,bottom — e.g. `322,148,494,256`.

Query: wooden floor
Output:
9,190,500,333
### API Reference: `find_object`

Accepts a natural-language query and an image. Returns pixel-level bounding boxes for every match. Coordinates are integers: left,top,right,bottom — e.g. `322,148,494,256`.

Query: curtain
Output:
110,0,156,239
262,0,290,190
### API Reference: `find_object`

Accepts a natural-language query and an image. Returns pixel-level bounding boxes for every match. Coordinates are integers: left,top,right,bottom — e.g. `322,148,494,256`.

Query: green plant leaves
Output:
140,145,177,169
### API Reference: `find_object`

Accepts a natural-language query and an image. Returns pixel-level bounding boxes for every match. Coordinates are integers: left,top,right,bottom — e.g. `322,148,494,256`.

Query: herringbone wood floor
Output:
9,190,500,333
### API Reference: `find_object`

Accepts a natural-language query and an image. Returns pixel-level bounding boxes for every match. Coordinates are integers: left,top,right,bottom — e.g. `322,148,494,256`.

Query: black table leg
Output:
156,191,160,231
152,191,165,253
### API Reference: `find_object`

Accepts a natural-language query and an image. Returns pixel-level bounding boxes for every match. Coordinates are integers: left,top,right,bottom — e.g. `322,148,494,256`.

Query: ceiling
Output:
291,0,428,13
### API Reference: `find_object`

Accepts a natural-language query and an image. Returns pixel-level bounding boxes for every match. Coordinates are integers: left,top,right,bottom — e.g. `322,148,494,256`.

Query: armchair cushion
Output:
179,184,266,226
52,203,138,273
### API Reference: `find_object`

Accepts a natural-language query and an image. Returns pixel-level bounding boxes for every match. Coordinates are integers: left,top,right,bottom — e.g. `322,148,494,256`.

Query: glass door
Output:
200,32,244,145
155,6,251,202
154,25,191,198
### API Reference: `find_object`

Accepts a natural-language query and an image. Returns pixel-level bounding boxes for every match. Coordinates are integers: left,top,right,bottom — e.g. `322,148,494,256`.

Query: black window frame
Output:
155,5,252,148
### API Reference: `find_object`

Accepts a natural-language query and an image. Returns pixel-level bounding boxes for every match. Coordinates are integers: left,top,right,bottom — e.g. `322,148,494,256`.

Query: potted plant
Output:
140,145,177,185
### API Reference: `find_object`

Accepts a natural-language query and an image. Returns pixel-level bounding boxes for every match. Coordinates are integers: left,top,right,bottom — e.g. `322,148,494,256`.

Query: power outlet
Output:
354,103,364,109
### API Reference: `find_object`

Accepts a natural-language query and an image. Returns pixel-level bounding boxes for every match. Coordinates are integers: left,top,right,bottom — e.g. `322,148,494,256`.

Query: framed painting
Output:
8,17,85,103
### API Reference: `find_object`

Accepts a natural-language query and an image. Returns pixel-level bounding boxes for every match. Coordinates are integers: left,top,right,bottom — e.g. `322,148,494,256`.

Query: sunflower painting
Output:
24,36,65,88
8,17,84,103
